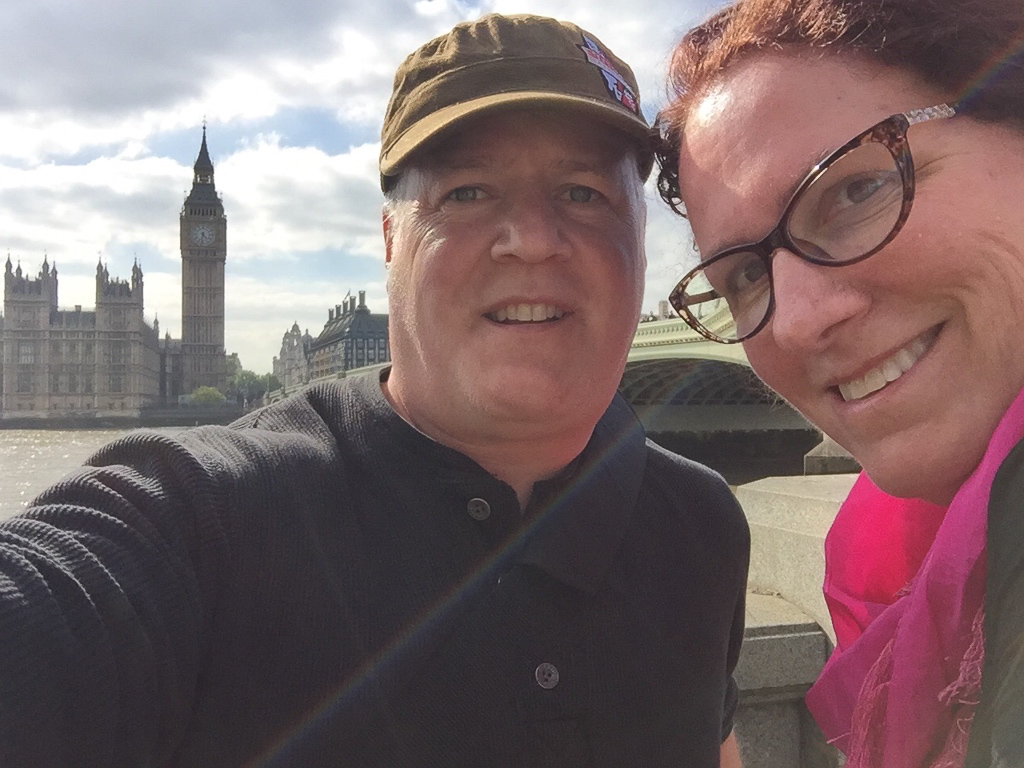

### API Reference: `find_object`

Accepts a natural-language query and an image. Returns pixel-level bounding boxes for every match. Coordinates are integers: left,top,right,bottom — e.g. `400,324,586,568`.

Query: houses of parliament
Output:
0,130,228,420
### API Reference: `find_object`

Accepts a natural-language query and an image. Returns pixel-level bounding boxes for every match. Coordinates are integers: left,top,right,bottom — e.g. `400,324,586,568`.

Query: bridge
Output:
266,317,812,455
265,317,747,402
622,318,809,432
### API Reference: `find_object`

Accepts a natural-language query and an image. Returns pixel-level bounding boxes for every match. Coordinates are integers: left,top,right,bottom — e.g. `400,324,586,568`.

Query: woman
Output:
655,0,1024,765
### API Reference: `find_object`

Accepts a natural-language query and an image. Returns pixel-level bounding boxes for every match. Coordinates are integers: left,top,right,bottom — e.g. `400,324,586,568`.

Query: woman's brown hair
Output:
656,0,1024,214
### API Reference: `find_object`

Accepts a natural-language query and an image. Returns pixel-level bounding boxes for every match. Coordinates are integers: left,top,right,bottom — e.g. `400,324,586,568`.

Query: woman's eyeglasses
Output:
669,103,957,344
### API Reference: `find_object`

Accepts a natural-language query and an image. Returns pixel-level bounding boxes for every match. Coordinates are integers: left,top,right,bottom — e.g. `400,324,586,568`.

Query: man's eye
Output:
447,186,481,202
566,186,597,203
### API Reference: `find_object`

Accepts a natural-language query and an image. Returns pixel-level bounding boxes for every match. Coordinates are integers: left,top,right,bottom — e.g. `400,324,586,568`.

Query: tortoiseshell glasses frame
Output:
669,103,957,344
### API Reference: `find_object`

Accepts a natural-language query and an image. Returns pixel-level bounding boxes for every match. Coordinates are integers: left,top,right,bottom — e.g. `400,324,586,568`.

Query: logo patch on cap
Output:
578,35,639,115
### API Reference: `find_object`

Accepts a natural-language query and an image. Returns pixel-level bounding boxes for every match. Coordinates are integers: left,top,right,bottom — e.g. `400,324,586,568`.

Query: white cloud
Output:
0,155,183,263
644,184,700,307
0,0,720,375
218,137,383,260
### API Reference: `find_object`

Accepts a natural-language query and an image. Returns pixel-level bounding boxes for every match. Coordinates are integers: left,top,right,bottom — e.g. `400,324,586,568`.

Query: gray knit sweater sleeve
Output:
0,382,353,768
0,430,232,766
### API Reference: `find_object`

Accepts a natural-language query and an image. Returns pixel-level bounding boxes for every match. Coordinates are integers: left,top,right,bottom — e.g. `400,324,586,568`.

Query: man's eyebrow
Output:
552,157,617,174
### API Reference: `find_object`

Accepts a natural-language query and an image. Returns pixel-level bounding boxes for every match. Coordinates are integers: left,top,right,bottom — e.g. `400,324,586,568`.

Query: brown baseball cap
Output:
379,13,654,190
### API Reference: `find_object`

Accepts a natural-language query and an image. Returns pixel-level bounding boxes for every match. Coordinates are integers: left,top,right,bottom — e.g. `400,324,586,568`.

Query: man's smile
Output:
485,303,569,323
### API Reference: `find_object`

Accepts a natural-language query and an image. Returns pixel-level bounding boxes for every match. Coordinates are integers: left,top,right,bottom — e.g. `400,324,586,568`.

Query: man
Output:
0,14,747,767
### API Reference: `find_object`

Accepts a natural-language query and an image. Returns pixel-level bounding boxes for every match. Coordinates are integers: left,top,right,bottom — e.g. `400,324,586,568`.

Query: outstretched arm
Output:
0,432,229,767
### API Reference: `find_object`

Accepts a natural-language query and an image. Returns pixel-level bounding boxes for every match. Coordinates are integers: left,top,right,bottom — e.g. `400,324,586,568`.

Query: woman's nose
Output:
766,248,869,350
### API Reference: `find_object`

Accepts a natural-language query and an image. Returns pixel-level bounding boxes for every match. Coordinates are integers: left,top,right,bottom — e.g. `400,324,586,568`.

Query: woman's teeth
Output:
490,304,565,323
838,332,934,402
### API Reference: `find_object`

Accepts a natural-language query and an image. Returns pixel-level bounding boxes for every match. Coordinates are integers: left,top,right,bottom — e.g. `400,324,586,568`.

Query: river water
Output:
0,428,184,520
0,426,809,520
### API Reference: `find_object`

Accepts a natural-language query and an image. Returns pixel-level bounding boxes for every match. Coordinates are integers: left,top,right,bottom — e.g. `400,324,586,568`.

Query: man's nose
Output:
767,248,869,351
491,192,568,263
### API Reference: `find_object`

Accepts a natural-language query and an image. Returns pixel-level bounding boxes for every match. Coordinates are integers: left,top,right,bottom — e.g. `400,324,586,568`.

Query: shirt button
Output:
467,498,491,521
535,662,560,690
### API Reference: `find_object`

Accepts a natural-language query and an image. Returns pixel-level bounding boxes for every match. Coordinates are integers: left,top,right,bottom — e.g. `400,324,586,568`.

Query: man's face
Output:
384,108,646,446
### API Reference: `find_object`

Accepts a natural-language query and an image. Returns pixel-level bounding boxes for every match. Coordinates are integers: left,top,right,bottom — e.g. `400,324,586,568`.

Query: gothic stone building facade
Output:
1,258,160,417
272,322,312,394
0,130,228,419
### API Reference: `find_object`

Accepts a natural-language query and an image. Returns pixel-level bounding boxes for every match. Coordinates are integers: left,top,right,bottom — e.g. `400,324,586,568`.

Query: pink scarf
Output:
806,385,1024,767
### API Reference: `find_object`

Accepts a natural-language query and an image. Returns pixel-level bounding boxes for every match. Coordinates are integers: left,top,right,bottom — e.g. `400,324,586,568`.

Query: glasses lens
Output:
787,142,903,263
672,250,771,342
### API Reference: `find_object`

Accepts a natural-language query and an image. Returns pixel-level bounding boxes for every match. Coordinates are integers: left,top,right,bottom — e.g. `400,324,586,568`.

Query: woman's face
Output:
678,52,1024,504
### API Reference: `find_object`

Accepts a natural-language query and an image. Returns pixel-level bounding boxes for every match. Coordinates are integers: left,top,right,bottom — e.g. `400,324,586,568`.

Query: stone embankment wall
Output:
732,474,857,768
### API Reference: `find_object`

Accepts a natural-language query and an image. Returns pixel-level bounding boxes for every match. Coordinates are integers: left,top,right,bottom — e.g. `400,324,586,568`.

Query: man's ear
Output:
382,210,393,266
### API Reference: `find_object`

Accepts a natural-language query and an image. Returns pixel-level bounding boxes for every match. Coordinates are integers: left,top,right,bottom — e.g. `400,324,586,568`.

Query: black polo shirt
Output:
1,373,748,767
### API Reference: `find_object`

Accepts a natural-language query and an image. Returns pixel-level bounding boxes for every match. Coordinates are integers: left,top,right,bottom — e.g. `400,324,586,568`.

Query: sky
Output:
0,0,724,375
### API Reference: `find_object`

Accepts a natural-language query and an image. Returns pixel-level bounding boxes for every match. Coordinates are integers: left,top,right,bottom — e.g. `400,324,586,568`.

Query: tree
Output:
233,370,266,402
230,370,283,406
191,386,227,406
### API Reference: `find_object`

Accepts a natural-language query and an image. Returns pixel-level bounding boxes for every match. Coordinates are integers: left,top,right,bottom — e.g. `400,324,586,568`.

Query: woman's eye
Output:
841,174,887,204
447,186,481,202
728,255,768,295
821,170,900,219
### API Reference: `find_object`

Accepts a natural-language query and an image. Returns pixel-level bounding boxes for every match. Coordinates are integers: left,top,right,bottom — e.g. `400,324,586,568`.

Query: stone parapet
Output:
734,594,839,768
731,475,860,766
736,474,857,645
804,435,860,475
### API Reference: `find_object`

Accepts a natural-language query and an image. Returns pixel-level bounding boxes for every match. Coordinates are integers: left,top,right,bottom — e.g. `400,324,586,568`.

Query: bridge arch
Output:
624,319,817,482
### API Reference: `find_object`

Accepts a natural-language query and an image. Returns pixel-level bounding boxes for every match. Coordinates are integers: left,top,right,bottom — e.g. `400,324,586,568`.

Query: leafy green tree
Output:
191,386,227,406
229,370,282,405
233,370,266,402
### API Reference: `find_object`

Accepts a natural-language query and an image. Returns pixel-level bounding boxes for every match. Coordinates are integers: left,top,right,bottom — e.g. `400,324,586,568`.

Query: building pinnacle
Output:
194,125,214,179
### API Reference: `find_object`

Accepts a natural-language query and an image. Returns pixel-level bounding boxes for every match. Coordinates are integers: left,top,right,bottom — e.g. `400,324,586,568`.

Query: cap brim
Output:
379,91,654,182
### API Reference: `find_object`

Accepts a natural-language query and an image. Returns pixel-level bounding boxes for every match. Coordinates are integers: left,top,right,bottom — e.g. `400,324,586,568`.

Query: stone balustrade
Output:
732,473,858,767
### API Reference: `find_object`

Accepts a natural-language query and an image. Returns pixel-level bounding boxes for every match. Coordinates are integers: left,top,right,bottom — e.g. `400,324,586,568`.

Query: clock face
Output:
190,224,216,246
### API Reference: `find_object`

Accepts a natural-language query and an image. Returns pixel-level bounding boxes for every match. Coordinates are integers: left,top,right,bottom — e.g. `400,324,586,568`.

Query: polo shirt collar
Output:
349,369,648,595
517,392,646,594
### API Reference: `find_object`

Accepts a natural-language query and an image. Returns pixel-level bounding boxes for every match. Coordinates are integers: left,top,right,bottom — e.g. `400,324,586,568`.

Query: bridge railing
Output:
629,317,749,366
263,362,390,404
264,319,749,405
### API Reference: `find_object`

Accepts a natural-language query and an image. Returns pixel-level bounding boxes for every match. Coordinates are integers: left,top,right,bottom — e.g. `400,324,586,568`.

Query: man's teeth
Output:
838,334,932,402
491,304,565,322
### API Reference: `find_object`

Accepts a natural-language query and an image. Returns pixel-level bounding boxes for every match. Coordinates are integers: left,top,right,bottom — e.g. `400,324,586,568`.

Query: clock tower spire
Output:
180,125,227,395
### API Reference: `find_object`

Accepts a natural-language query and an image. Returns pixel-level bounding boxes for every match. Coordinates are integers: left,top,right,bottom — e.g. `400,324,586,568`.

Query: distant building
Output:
306,292,390,380
273,322,312,392
225,352,241,384
159,333,184,405
180,127,228,394
1,257,160,418
0,129,233,420
640,299,678,324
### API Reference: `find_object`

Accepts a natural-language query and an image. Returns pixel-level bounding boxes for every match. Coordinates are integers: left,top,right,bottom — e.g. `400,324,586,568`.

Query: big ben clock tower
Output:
180,126,227,395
